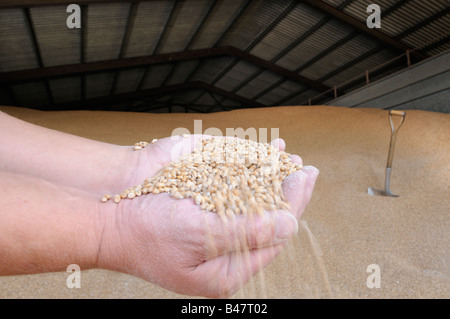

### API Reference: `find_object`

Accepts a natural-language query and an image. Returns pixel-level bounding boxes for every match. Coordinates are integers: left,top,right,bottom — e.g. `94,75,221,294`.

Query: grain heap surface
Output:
104,136,302,217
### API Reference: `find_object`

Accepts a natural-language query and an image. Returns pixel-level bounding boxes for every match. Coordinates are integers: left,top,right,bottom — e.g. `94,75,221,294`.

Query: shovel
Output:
368,110,406,197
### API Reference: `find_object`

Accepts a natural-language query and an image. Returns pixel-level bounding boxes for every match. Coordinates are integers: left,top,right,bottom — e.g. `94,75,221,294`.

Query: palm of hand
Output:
107,135,316,298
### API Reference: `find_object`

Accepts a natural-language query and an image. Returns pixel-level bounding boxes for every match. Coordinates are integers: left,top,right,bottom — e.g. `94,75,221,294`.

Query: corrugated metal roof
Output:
221,0,292,50
140,63,174,89
0,9,39,71
124,1,176,58
215,60,260,91
164,59,200,86
249,3,326,61
85,3,130,62
114,67,146,94
301,34,380,81
403,14,450,50
157,0,212,54
190,56,235,83
31,5,81,66
189,0,244,50
0,0,448,113
323,48,396,87
276,19,354,72
257,80,305,105
282,88,322,106
236,70,283,99
85,71,115,98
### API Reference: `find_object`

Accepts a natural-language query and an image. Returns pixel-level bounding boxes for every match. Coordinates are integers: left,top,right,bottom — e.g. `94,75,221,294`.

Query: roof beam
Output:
136,0,179,91
246,0,415,104
183,0,253,83
109,2,137,96
202,0,298,105
23,7,54,106
57,82,202,109
0,47,228,84
224,1,354,104
160,0,218,87
0,46,330,92
45,81,264,110
226,46,331,92
300,0,427,60
197,81,264,108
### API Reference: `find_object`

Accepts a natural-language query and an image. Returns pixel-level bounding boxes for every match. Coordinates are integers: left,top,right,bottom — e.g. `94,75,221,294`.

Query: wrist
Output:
94,199,143,275
92,144,161,274
67,197,108,271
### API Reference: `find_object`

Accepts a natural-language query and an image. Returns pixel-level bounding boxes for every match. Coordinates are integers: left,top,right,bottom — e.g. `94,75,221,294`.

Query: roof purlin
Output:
0,46,332,93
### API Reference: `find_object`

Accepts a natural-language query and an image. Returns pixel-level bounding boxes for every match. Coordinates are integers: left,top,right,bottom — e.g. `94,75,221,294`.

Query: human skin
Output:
0,111,319,298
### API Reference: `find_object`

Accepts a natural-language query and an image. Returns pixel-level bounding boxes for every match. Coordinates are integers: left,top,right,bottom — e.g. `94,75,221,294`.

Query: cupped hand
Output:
97,135,319,298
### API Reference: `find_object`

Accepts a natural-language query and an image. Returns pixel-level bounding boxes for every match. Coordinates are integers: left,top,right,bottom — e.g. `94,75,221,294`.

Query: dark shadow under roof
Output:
0,0,449,113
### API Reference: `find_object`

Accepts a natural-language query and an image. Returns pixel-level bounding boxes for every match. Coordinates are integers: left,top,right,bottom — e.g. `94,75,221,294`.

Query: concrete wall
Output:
327,50,450,113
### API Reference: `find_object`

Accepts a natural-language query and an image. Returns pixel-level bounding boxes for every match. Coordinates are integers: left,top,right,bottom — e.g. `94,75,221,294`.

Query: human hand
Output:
97,135,319,298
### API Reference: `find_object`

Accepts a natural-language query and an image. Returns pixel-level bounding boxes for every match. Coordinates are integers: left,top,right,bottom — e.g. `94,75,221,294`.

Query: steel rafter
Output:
183,0,253,84
160,0,218,87
42,81,264,110
216,0,356,104
109,2,137,96
300,0,427,60
189,0,298,106
0,46,330,93
23,8,54,106
136,0,179,91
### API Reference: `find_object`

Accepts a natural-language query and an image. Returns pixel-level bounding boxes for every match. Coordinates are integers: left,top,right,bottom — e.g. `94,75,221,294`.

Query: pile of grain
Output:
103,136,302,217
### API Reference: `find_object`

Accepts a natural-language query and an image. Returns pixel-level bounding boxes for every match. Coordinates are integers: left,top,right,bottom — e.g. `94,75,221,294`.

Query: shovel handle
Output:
386,110,406,168
390,110,406,118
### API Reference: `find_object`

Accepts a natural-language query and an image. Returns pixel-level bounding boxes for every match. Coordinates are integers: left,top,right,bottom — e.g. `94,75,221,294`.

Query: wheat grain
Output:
105,137,303,216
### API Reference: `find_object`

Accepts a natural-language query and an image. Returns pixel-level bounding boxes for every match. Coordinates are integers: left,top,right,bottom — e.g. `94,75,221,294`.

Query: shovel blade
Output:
367,187,399,197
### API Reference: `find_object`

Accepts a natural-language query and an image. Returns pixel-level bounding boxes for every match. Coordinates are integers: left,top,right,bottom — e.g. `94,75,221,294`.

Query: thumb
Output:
202,210,298,259
240,210,298,249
